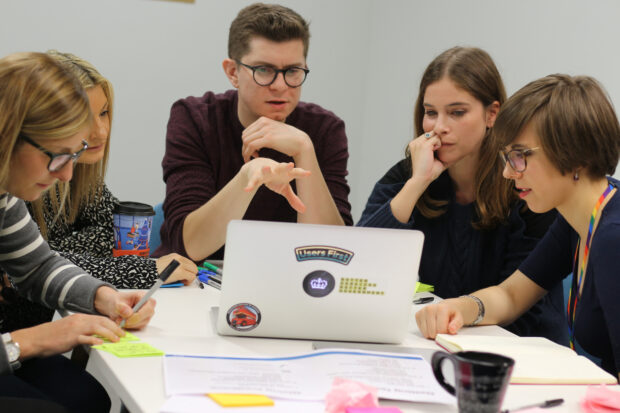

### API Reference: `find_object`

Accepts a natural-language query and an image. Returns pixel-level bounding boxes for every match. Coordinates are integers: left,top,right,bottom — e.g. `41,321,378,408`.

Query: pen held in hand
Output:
119,259,180,328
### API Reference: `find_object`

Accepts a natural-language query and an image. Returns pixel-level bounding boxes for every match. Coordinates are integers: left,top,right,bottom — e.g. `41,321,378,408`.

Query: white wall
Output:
2,0,620,222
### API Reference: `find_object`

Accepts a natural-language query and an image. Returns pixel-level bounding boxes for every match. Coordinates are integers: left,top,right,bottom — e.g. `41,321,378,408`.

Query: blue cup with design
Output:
112,201,155,257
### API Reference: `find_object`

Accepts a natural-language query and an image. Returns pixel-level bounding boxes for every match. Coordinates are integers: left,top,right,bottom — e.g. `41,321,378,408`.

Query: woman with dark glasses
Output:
416,74,620,380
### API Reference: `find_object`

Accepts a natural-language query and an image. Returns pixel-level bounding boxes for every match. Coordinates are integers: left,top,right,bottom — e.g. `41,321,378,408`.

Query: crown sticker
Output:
226,303,261,331
295,246,354,265
303,270,336,297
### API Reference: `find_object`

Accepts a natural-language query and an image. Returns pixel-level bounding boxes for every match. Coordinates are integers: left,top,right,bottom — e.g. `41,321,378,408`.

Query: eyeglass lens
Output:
254,67,306,87
507,151,526,172
49,155,75,172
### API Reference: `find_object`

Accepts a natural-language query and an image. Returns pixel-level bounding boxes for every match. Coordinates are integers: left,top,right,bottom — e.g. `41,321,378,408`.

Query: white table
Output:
86,286,614,413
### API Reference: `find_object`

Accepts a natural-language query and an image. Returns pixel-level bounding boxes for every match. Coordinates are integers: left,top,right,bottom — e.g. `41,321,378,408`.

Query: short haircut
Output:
494,74,620,179
228,3,310,61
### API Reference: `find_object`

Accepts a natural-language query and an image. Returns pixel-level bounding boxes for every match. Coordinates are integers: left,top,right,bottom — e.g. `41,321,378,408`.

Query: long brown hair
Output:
409,46,513,229
29,51,114,239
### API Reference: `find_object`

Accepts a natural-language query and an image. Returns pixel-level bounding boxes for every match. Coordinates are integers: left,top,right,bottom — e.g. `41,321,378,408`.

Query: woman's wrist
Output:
94,285,118,317
11,327,40,360
460,295,485,326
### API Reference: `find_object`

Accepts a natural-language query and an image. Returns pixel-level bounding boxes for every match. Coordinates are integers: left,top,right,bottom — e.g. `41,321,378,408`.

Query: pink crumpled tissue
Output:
581,384,620,412
324,377,379,413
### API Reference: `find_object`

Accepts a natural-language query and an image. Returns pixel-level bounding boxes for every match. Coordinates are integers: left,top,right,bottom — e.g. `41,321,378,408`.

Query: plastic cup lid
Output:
113,201,155,216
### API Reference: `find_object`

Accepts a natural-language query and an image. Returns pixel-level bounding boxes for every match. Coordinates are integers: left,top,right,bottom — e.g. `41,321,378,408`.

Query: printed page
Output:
163,350,454,404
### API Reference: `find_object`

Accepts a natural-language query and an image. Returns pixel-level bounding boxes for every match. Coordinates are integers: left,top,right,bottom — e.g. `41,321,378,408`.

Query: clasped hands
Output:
240,116,312,213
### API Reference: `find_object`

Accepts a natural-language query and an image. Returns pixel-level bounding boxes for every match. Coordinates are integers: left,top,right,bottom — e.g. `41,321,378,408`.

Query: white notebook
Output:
435,334,617,385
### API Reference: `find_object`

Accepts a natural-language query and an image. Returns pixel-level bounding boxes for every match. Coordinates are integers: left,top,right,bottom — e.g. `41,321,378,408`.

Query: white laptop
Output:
216,220,424,344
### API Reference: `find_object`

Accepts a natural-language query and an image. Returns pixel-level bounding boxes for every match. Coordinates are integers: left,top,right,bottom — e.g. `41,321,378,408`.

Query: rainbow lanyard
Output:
567,183,614,350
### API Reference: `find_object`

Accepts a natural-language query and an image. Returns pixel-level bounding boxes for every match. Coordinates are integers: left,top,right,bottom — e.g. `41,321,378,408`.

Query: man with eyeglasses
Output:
156,3,352,261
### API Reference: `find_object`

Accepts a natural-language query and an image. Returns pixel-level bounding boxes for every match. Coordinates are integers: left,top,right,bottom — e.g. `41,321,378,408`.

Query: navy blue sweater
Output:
522,178,620,375
358,159,566,344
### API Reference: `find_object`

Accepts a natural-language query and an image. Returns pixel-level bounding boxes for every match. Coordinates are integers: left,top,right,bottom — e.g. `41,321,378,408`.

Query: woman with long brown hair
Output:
416,74,620,379
359,47,564,343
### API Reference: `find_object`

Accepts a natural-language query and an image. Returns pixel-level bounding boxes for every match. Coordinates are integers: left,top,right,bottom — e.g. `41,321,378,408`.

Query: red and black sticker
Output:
226,303,261,331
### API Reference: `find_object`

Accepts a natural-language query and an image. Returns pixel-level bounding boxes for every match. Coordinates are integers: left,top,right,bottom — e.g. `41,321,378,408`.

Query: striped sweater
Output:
0,193,107,375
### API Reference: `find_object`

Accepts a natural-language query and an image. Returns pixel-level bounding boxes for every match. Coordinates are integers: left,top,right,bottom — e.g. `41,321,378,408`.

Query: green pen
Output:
202,261,223,275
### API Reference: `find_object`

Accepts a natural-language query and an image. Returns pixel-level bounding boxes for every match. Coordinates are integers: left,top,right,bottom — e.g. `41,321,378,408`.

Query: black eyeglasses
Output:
499,147,540,173
20,134,89,172
236,61,309,88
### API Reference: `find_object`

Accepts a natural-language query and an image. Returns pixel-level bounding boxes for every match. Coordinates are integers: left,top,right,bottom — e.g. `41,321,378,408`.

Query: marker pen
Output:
119,259,179,328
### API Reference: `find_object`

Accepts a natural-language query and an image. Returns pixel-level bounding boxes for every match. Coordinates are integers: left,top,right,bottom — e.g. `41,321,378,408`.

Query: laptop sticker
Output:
339,278,385,295
303,270,336,297
226,303,261,331
294,246,354,265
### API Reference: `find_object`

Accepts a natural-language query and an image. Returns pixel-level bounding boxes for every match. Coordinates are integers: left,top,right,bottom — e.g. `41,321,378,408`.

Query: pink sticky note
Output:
581,384,620,413
325,378,379,413
346,407,403,413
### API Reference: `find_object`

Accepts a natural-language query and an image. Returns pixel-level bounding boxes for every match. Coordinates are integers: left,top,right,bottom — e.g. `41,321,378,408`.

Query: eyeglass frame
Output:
20,134,89,172
499,147,540,173
236,60,310,88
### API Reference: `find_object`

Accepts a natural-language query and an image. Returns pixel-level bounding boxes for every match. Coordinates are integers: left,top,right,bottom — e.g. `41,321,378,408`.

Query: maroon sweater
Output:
155,90,352,260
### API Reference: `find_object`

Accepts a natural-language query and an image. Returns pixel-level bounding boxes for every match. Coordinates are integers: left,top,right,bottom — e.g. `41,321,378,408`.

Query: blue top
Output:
358,159,566,344
521,177,620,375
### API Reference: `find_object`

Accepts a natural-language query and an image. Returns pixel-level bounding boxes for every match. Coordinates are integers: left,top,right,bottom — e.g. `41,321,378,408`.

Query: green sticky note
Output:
415,282,434,293
94,331,140,343
92,342,164,358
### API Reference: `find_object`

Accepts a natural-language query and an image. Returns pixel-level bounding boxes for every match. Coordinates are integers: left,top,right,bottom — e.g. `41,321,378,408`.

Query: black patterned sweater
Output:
0,184,160,332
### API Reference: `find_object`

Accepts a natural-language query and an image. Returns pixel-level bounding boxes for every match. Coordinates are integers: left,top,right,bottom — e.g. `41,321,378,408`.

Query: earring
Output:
574,171,579,181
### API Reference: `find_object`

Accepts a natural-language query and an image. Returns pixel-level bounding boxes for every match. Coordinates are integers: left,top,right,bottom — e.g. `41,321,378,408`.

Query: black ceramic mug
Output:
432,351,514,413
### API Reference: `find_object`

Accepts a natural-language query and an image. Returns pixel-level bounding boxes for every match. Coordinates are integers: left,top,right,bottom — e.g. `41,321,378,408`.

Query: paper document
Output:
163,350,454,404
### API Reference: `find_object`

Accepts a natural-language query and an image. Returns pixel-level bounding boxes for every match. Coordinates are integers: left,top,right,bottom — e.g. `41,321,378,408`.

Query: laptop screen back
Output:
217,220,424,344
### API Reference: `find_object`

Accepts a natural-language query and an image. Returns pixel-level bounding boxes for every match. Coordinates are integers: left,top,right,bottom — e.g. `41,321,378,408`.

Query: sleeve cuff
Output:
358,201,415,229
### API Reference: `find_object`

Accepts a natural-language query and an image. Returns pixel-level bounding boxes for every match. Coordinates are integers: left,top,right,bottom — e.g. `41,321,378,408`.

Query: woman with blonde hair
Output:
0,52,155,412
32,50,196,288
416,74,620,379
359,47,565,343
0,51,196,333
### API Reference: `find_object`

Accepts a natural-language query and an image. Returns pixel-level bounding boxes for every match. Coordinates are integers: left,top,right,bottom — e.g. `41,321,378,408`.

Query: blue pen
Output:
198,272,221,285
161,282,184,288
198,268,216,276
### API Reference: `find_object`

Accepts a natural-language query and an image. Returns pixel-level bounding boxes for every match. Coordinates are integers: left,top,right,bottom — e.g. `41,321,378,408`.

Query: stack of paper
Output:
435,334,617,385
